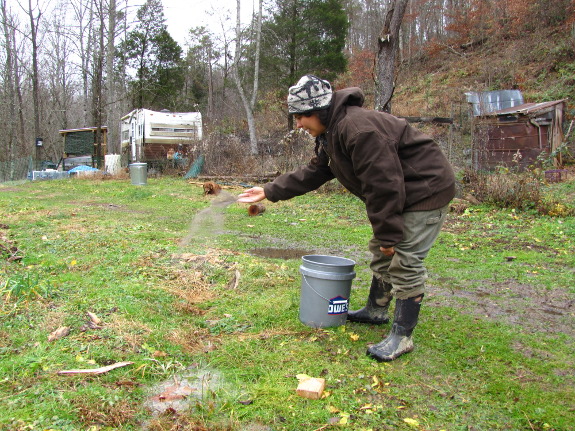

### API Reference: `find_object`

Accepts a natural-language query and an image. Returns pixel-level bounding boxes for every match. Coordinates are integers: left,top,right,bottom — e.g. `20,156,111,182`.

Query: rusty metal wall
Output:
473,119,549,170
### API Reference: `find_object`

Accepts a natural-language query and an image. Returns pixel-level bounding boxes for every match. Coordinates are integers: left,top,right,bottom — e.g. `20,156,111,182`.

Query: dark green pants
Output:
369,205,449,300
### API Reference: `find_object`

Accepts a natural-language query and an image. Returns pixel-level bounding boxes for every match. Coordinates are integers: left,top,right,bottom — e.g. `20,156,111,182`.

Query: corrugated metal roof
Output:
487,100,566,116
465,90,524,116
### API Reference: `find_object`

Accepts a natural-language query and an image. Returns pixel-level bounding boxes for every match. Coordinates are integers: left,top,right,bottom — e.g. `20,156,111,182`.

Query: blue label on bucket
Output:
328,296,348,315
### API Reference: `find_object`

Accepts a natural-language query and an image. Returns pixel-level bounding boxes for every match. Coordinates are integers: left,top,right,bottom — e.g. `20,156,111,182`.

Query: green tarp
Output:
64,131,94,154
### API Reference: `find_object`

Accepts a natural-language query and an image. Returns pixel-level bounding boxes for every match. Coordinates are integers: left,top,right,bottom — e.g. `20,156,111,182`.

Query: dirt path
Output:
427,280,575,337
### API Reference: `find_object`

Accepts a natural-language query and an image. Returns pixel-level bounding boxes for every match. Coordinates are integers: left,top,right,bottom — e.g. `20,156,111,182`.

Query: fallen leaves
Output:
326,405,351,425
170,248,235,265
48,310,106,341
81,311,104,331
358,403,379,414
337,411,351,425
328,400,424,428
48,326,70,342
151,382,196,402
0,224,23,262
403,417,420,427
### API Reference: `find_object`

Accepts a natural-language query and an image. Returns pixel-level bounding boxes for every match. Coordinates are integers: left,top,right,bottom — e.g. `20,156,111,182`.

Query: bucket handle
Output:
302,274,341,303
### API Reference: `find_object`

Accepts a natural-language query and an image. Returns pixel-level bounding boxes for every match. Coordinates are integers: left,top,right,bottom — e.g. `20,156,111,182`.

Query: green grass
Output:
0,177,574,430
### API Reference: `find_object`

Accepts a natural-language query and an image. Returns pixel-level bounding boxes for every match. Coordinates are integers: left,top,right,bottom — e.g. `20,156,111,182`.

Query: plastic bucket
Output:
299,255,356,328
105,154,122,175
129,163,147,185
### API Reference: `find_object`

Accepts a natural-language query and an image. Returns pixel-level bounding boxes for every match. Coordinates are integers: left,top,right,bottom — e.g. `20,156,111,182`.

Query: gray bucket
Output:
299,255,356,328
129,162,147,185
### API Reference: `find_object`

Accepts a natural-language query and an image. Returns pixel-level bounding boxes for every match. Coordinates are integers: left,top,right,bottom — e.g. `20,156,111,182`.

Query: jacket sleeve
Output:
263,153,335,202
346,129,405,247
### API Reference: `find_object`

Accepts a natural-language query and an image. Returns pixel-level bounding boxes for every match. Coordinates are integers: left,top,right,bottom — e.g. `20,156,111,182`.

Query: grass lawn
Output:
0,176,573,431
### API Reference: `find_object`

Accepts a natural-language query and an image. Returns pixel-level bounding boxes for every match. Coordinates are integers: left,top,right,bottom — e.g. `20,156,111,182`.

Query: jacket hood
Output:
327,87,365,127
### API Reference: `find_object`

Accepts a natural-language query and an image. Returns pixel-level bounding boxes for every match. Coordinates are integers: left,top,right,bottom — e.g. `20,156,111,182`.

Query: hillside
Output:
200,27,575,177
392,27,575,120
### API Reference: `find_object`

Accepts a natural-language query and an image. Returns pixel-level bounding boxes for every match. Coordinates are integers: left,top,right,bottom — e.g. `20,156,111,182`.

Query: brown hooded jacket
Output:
264,87,456,248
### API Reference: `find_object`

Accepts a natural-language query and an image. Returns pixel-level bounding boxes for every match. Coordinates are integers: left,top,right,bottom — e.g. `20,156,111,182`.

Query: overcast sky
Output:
13,0,255,54
157,0,256,47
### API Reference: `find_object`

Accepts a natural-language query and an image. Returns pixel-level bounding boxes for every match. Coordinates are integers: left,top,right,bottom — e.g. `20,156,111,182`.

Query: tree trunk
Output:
12,23,26,155
27,0,42,166
287,0,298,131
250,0,262,112
105,0,117,154
92,0,105,168
231,0,261,155
374,0,409,113
207,44,214,120
1,0,16,165
71,0,94,126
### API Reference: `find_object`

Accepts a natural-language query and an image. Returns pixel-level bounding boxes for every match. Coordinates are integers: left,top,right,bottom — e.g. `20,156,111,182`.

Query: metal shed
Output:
59,127,108,170
471,99,566,171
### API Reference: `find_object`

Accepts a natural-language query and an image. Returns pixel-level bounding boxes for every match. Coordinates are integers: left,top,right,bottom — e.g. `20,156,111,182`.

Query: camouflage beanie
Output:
287,75,333,114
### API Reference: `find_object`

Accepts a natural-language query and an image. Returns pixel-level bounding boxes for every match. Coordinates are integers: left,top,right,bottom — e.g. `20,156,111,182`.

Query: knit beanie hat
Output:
287,75,333,114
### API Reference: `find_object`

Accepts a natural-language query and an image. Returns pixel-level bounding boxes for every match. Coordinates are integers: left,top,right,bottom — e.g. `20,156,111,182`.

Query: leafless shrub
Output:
463,168,543,210
189,130,315,177
269,129,315,173
317,179,348,194
191,134,259,176
462,167,575,216
536,199,575,216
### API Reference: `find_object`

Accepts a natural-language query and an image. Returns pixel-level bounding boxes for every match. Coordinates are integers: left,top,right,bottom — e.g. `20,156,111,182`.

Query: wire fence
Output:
0,157,33,183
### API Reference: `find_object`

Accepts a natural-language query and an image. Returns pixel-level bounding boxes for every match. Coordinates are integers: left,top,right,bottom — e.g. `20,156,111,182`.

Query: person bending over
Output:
238,75,455,361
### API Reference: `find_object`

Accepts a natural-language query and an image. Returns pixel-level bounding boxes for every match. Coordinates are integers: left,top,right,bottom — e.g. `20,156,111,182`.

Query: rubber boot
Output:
347,276,392,325
367,294,423,362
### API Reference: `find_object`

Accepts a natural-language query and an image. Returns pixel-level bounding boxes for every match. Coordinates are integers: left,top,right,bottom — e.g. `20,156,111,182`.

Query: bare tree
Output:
347,0,391,54
374,0,409,113
0,0,24,164
231,0,262,155
214,14,234,121
91,0,105,167
23,0,44,160
69,0,95,126
43,2,74,162
105,0,119,154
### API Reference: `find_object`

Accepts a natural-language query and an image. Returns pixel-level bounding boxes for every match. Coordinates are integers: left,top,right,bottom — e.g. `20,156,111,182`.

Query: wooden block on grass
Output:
296,377,325,400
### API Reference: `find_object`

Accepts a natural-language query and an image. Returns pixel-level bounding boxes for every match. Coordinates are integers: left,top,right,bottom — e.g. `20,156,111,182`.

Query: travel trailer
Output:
120,109,203,164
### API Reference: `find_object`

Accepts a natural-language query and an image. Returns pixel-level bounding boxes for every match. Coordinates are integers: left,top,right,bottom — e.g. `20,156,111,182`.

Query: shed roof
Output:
59,126,108,134
483,100,566,117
